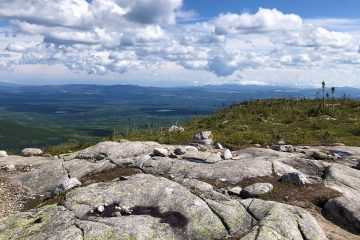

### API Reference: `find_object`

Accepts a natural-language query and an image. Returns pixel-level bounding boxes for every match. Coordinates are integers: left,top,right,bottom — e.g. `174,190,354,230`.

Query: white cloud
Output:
284,26,355,50
0,3,360,86
213,8,303,35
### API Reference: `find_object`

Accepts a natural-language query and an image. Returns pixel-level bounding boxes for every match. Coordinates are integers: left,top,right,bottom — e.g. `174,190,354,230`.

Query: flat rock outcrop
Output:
1,140,360,239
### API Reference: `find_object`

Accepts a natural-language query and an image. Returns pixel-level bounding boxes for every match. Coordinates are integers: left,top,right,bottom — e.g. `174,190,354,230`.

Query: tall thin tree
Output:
321,81,326,108
331,87,336,107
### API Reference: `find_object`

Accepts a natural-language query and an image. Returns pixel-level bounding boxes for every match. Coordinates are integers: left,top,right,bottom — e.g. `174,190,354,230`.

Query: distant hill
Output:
115,98,360,149
1,83,360,152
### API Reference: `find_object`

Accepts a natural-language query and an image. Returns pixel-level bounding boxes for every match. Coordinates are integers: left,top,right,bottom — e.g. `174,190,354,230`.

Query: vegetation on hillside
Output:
107,98,360,149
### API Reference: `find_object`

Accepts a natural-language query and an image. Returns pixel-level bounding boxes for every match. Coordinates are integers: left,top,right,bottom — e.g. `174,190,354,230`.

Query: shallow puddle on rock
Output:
88,205,188,228
329,150,352,157
188,159,207,164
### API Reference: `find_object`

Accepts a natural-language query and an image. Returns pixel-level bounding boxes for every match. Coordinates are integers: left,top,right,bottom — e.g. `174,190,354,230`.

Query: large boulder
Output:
0,150,8,157
168,125,185,133
21,148,43,157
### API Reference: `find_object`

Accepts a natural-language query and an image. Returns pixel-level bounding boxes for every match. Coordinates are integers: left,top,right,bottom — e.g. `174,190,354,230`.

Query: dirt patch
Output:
0,177,31,219
22,194,66,212
80,167,142,186
199,176,341,211
22,167,143,211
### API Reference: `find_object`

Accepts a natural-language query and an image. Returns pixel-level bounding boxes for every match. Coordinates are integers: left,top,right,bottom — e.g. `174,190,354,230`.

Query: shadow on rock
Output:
88,205,188,229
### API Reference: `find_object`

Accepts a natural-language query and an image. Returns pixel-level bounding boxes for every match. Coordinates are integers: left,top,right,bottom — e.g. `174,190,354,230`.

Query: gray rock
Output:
75,141,162,161
281,172,310,186
63,159,116,179
153,148,168,157
201,139,214,145
194,131,214,145
221,149,232,160
254,143,261,147
2,164,15,172
13,161,69,195
21,148,43,157
168,125,185,133
0,150,8,157
325,197,360,233
241,183,273,198
324,163,360,232
65,174,228,239
215,142,223,149
240,199,328,240
356,160,360,170
205,199,253,235
278,140,286,145
52,178,81,196
200,131,212,140
174,147,186,155
0,205,82,240
97,205,105,213
271,144,295,153
227,186,242,196
181,151,222,164
312,150,329,160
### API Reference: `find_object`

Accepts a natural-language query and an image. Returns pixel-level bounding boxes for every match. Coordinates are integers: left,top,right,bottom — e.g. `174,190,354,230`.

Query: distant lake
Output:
156,109,176,113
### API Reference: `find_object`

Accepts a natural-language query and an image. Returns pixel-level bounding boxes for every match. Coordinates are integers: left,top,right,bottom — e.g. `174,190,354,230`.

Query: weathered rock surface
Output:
324,163,360,233
0,174,328,240
65,174,228,239
2,140,360,239
240,199,328,240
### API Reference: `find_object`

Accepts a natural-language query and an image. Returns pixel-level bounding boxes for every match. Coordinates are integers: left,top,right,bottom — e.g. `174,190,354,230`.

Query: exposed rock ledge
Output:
0,140,359,239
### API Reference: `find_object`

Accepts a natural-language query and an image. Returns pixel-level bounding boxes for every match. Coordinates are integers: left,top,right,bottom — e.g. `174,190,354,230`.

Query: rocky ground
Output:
0,133,360,239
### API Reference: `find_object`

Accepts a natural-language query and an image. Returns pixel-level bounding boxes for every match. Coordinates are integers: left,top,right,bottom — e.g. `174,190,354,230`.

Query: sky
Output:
0,0,360,87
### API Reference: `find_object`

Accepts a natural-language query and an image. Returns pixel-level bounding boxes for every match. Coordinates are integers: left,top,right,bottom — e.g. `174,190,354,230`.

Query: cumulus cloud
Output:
284,26,355,49
214,8,303,35
0,3,359,84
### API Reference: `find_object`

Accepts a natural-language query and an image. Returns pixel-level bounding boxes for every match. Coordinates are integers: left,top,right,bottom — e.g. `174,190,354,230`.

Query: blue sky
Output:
0,0,359,87
184,0,360,19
